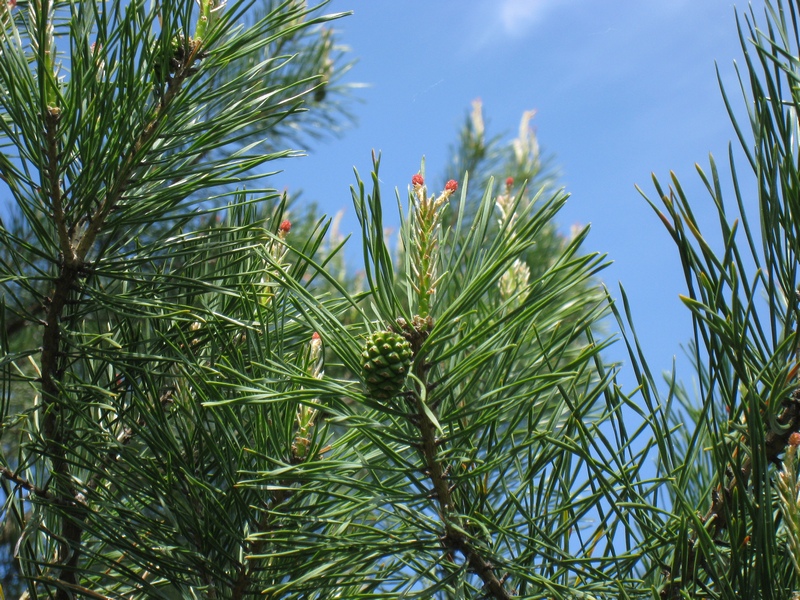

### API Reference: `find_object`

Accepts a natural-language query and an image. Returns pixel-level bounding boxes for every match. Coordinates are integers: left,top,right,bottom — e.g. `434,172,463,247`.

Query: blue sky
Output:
274,1,753,387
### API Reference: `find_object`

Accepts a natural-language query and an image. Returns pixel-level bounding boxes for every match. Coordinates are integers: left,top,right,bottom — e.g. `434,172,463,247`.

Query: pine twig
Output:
1,467,53,500
412,357,511,600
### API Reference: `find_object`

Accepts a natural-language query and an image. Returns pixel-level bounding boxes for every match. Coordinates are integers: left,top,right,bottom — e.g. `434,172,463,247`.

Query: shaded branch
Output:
4,302,46,339
230,475,293,599
1,466,53,501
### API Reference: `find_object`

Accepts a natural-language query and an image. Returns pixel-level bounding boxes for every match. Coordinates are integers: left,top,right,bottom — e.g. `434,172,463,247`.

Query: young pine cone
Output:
361,331,413,400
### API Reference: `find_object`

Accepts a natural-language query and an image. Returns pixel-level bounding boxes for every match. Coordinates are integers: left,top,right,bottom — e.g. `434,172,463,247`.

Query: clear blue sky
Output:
273,1,754,387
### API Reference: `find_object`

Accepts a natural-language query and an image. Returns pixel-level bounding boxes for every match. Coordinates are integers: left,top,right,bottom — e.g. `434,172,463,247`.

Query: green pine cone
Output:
361,330,413,400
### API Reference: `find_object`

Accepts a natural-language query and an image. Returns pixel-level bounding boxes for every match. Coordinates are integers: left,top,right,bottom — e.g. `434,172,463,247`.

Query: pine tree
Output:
0,0,642,594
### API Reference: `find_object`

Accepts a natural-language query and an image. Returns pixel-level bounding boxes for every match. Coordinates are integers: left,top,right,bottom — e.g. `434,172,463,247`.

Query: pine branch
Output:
74,44,200,262
230,486,291,600
0,1,357,596
34,577,114,600
44,109,72,263
1,467,53,501
37,44,201,600
39,107,85,599
416,395,511,599
660,389,800,599
83,388,176,495
411,336,512,600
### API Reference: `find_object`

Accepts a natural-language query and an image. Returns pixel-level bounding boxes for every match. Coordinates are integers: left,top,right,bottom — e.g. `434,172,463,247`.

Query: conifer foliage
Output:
0,0,357,596
0,0,633,591
623,2,800,597
4,0,800,597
